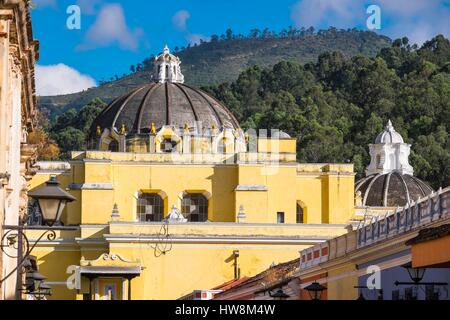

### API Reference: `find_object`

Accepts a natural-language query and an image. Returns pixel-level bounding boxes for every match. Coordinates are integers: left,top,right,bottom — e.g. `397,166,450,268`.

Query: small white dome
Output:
375,120,404,144
272,131,291,139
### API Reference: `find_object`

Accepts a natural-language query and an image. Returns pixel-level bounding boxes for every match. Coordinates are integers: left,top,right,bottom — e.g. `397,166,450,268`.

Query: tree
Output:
205,34,450,189
53,127,85,159
226,28,233,40
28,128,60,160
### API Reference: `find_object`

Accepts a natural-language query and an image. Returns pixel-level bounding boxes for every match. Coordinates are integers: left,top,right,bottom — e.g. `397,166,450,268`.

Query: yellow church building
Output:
26,47,356,300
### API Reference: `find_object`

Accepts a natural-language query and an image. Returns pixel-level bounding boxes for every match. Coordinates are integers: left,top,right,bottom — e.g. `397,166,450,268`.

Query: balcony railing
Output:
300,186,450,271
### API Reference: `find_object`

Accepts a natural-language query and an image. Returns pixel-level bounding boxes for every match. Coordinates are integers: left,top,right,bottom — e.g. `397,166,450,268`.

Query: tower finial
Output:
386,119,394,130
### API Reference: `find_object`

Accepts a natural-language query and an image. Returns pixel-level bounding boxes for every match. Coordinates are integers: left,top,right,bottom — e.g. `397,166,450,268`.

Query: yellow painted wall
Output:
27,152,356,300
327,264,358,300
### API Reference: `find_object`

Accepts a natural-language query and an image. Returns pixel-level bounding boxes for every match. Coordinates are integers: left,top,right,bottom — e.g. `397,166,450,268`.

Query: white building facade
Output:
0,0,38,300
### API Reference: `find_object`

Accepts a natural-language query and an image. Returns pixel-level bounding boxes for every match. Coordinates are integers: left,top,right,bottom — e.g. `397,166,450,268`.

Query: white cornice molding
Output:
102,234,331,245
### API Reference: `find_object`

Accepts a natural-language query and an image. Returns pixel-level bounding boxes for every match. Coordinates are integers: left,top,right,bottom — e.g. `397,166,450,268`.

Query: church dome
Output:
90,82,240,137
90,46,240,138
355,172,433,207
375,120,404,144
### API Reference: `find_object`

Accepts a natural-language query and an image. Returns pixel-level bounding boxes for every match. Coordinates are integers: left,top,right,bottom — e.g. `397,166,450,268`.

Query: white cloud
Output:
378,0,450,45
35,64,97,96
76,0,103,15
290,0,450,45
171,10,210,46
77,3,143,51
290,0,362,29
172,10,190,31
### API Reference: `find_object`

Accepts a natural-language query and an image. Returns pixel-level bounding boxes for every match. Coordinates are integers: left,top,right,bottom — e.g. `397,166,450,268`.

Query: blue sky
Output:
32,0,450,96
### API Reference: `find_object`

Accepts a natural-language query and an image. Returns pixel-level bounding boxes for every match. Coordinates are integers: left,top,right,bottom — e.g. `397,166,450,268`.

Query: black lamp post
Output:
304,282,326,300
0,176,76,296
269,288,290,300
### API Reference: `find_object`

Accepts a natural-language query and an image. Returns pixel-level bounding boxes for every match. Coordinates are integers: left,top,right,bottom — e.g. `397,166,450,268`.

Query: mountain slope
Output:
38,29,391,117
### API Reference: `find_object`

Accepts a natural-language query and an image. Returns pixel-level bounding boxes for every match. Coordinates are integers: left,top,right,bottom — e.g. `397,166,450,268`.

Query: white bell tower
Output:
153,45,184,83
366,120,414,176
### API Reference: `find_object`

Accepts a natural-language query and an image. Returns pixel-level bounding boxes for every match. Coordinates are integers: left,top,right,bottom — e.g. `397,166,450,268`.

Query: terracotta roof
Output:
406,224,450,245
213,258,299,299
212,277,250,291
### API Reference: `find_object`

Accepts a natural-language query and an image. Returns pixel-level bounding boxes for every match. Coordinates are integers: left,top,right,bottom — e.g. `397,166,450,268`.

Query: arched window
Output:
376,154,382,168
137,193,164,222
161,138,177,153
296,203,304,224
165,65,169,78
181,193,208,222
109,139,119,152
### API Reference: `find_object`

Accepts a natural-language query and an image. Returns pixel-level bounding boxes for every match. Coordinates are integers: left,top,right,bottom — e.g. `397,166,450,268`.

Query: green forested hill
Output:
38,28,390,117
203,35,450,188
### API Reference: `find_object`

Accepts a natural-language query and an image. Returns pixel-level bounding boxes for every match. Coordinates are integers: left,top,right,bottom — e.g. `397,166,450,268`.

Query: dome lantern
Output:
366,120,413,176
153,45,184,84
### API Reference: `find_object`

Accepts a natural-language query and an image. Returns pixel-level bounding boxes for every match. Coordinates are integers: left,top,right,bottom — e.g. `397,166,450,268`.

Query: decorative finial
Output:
164,45,170,54
211,124,218,136
386,119,394,131
96,125,101,136
111,203,120,222
150,122,156,134
244,132,249,143
119,124,126,135
183,123,190,134
237,205,246,223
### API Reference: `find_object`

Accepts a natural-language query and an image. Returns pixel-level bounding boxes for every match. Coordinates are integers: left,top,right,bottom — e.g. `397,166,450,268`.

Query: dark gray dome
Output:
91,82,240,137
355,172,434,207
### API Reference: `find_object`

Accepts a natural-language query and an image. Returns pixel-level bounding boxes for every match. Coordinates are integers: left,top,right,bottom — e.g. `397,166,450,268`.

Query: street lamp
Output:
304,282,326,300
25,271,47,293
0,176,76,294
394,262,447,288
402,262,426,284
269,288,290,300
23,272,52,300
28,176,76,226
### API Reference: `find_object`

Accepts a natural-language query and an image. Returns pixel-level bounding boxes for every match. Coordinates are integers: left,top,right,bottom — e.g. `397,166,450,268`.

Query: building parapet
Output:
69,150,296,164
296,163,354,174
36,161,71,172
300,186,450,271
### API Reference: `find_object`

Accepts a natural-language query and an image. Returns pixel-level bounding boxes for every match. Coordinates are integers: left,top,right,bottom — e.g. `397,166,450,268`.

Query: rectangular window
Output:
277,212,285,224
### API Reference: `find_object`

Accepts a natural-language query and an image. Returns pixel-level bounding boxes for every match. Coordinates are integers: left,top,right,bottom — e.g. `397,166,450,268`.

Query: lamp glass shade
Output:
28,176,76,226
402,262,426,284
38,198,66,226
305,282,326,300
406,266,426,283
